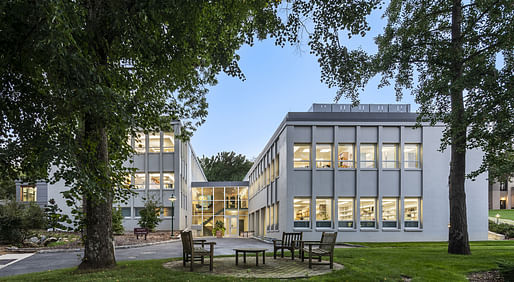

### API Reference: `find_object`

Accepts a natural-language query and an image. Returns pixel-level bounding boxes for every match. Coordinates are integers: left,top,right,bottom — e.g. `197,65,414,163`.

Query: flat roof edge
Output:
191,181,249,187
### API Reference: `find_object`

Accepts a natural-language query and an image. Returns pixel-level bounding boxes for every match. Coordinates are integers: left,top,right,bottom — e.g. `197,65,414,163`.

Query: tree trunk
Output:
448,0,471,255
78,117,116,269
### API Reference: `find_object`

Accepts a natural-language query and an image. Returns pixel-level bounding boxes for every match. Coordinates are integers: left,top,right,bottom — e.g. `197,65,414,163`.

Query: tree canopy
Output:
200,151,253,181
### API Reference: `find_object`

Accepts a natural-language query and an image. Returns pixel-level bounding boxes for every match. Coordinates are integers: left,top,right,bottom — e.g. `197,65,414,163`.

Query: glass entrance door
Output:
225,216,238,237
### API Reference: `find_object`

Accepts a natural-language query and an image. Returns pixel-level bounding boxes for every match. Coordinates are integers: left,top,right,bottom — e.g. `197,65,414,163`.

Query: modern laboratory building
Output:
16,103,489,241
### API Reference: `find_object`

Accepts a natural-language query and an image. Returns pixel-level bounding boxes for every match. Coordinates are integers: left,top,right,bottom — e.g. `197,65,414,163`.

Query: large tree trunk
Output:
78,117,116,269
448,0,471,255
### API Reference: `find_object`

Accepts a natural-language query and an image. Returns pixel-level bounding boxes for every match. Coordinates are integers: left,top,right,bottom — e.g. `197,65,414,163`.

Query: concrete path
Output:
0,238,272,278
488,217,514,226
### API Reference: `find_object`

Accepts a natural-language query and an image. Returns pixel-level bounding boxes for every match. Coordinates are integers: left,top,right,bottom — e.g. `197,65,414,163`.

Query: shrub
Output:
45,199,69,231
138,199,162,232
212,220,226,236
112,207,125,235
0,200,46,244
488,220,514,239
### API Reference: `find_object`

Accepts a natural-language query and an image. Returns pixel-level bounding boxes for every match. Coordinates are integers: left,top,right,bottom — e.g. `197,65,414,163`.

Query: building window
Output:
134,207,144,217
293,198,310,228
360,198,376,228
404,144,421,168
20,185,37,202
239,187,248,209
382,144,399,169
338,198,354,228
274,202,279,230
270,204,275,230
360,144,376,168
163,172,174,189
275,155,279,178
316,198,332,228
404,198,420,228
163,132,175,152
134,173,145,190
162,207,172,217
338,144,354,168
499,182,508,191
121,207,131,218
293,144,311,168
148,132,160,153
316,144,332,168
382,198,398,228
134,132,145,153
149,173,160,189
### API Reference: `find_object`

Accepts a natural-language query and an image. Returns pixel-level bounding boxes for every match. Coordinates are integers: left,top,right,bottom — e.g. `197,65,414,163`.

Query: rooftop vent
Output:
309,103,411,113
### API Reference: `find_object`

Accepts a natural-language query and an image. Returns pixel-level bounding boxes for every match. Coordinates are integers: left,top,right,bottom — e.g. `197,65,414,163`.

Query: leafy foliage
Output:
112,207,125,235
0,200,46,244
200,151,253,181
489,220,514,239
138,199,162,232
0,177,15,200
212,220,226,236
45,198,70,232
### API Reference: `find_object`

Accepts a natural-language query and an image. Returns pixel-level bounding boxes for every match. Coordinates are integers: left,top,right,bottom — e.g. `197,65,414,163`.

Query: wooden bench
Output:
272,232,303,259
134,228,148,240
300,232,337,269
181,230,216,271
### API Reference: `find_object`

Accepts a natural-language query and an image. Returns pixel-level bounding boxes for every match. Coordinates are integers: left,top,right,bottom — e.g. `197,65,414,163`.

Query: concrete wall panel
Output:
381,170,400,196
293,126,311,142
404,170,422,196
314,170,334,196
315,126,334,142
382,127,400,143
337,170,356,196
404,127,422,143
359,170,378,196
292,170,311,196
338,127,356,142
360,127,378,142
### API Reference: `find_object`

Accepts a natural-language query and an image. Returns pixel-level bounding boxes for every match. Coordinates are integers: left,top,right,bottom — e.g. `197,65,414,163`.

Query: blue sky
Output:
191,7,417,160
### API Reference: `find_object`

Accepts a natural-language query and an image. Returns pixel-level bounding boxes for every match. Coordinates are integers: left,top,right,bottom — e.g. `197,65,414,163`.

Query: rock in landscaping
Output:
39,235,47,244
28,237,39,244
43,237,58,246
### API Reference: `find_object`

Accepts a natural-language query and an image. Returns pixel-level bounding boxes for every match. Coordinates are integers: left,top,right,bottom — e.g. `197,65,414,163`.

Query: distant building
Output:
489,178,513,209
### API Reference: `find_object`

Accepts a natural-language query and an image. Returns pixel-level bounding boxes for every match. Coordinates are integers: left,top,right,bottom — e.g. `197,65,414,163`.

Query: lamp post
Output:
169,194,176,238
496,213,500,224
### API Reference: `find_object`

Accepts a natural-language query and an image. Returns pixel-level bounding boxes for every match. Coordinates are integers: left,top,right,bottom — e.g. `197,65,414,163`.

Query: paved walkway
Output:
0,237,272,278
163,256,342,278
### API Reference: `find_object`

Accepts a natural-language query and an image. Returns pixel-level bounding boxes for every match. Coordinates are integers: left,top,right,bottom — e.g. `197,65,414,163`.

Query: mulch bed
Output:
468,271,504,282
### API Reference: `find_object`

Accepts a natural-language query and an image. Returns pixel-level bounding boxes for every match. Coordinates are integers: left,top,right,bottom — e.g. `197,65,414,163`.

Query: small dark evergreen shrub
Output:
138,199,162,232
112,207,125,235
0,200,46,244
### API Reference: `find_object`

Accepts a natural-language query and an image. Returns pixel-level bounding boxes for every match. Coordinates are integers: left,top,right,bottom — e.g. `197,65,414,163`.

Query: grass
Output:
2,241,514,281
489,209,514,221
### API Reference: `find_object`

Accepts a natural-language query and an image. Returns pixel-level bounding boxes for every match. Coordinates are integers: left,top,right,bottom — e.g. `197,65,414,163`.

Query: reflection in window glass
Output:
360,198,376,228
148,132,160,153
382,144,399,168
360,144,376,168
163,172,174,189
294,144,311,168
338,198,354,228
338,144,354,168
20,186,37,202
382,198,398,228
121,207,131,218
163,132,175,152
134,132,145,153
316,144,332,168
293,198,310,228
404,198,419,227
404,144,420,168
134,173,145,189
149,173,160,189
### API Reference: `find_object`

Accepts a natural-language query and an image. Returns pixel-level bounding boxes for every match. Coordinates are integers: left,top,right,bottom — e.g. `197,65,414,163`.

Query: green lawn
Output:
2,241,514,281
489,209,514,221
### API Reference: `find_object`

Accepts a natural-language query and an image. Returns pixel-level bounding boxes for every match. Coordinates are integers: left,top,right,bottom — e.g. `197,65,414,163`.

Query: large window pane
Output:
213,187,224,201
338,144,354,168
149,173,160,189
203,187,213,201
316,144,332,168
360,198,376,228
404,144,420,168
121,207,131,218
239,187,248,209
338,198,354,228
163,132,175,152
148,132,160,153
20,185,37,202
316,198,332,227
404,198,420,228
293,198,310,228
275,155,279,178
134,173,145,190
134,132,145,153
225,187,238,209
382,144,399,168
382,198,398,228
163,172,174,189
360,144,376,168
294,144,311,168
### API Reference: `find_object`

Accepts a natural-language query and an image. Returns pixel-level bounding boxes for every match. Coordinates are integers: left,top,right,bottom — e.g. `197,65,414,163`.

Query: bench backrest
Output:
282,232,303,247
320,232,337,252
181,230,193,253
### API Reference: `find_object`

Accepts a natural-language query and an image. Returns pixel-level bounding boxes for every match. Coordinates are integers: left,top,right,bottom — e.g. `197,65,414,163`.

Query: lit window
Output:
338,198,354,228
293,144,311,168
148,132,160,153
274,203,279,230
382,144,399,168
382,198,398,228
163,172,174,189
316,144,332,168
293,198,310,228
360,198,376,228
134,132,145,153
360,144,376,168
404,144,421,168
121,207,131,218
270,160,275,181
149,173,160,189
134,173,145,190
404,198,420,228
270,204,274,230
20,185,37,202
316,198,332,227
163,132,175,152
162,207,172,217
239,187,248,209
275,155,279,178
338,144,354,168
